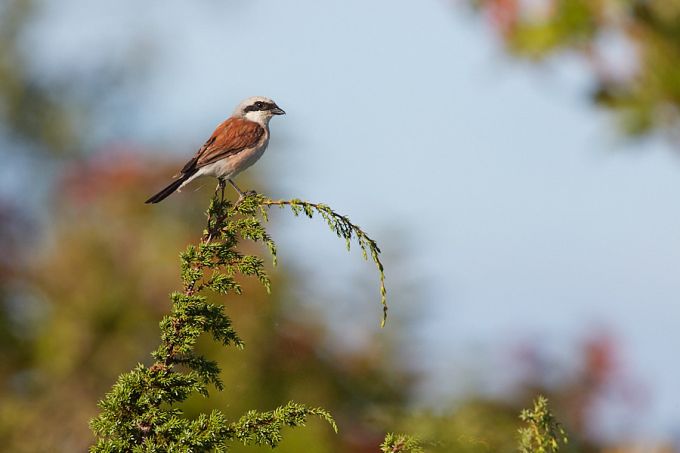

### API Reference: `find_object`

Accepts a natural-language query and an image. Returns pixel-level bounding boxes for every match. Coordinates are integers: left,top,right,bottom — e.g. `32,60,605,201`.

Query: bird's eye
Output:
255,101,264,109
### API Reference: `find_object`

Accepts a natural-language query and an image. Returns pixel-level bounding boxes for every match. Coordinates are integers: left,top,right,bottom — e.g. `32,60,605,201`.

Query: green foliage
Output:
230,402,337,448
518,396,568,453
380,433,425,453
258,196,387,327
472,0,680,138
379,397,570,453
90,192,388,451
0,0,80,154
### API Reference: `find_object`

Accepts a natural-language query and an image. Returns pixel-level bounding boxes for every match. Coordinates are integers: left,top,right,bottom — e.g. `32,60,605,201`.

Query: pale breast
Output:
202,131,269,179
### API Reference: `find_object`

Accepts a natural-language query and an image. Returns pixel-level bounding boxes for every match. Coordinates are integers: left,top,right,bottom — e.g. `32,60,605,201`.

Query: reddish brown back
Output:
195,118,265,167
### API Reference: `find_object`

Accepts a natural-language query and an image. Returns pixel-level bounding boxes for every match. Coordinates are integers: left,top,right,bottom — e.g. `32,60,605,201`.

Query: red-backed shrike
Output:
145,96,285,204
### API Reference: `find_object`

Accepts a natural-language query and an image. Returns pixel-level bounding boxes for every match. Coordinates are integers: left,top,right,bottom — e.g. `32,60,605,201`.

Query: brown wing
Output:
194,117,265,168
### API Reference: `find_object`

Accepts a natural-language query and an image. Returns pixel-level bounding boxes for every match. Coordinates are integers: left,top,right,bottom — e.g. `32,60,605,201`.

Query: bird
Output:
145,96,285,204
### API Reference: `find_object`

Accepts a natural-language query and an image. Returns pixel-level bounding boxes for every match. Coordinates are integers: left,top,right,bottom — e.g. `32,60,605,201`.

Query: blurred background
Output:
1,0,680,451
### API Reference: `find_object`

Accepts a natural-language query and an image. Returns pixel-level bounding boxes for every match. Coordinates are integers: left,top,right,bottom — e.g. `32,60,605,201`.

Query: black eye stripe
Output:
243,102,276,113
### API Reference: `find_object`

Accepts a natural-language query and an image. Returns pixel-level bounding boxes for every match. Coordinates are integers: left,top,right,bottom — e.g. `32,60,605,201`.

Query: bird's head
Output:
235,96,285,124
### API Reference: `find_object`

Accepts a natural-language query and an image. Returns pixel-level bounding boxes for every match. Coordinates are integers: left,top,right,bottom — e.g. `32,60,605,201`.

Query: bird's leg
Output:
229,179,249,205
229,179,258,206
218,178,226,203
228,179,245,197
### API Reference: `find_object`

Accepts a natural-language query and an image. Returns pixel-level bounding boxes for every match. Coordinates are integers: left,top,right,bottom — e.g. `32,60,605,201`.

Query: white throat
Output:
243,110,273,126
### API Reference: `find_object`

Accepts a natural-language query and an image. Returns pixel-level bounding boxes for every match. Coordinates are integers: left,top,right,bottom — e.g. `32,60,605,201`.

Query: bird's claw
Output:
235,190,257,207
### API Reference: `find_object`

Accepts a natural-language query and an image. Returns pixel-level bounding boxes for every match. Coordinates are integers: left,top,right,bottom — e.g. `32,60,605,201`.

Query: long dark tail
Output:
145,173,192,204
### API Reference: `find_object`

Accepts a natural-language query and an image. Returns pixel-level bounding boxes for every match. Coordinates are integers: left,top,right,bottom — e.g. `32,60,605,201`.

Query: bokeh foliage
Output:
472,0,680,138
381,397,569,453
0,0,80,154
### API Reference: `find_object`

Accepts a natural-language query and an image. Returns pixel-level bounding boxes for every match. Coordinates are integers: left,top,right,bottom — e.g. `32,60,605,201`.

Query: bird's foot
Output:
235,194,245,207
234,190,257,207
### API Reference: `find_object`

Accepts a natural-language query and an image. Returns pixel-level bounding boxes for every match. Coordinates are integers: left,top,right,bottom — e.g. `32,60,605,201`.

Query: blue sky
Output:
30,0,680,441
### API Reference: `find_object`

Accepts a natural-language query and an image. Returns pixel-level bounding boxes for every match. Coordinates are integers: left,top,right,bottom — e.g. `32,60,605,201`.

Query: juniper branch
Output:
256,196,388,327
518,396,568,453
229,402,338,448
380,433,425,453
90,191,387,451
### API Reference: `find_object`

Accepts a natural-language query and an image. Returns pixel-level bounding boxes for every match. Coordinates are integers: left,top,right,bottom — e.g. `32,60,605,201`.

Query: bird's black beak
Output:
271,105,286,115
